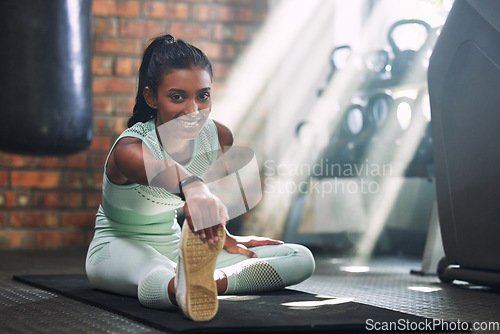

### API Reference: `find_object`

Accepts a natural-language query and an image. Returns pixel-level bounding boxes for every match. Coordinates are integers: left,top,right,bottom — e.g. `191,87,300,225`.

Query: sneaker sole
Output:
179,224,225,321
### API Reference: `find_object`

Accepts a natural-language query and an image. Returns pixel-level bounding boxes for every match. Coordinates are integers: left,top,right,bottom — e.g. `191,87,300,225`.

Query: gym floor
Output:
0,248,499,333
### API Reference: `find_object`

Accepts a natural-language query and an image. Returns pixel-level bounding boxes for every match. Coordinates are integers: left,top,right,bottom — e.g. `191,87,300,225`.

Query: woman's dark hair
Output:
127,34,213,127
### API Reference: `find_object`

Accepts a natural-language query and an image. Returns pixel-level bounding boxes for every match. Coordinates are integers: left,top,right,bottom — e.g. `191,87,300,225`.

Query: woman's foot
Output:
168,271,228,306
175,224,226,321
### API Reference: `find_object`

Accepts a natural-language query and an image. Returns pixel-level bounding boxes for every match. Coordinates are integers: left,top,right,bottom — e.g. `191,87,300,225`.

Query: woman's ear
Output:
143,87,157,109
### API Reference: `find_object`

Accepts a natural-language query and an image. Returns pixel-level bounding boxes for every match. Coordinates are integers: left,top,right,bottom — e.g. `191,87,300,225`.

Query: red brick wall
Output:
0,0,268,249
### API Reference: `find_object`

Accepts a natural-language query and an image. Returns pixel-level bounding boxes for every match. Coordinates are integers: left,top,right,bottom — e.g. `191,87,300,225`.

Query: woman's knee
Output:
287,243,316,279
261,243,315,286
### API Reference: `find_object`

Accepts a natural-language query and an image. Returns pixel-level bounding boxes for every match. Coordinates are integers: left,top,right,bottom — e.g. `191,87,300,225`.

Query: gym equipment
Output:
0,0,93,155
428,0,500,287
14,274,439,333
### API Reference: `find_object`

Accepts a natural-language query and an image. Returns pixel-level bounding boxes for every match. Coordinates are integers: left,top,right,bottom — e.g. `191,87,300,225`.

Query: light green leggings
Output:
85,238,315,310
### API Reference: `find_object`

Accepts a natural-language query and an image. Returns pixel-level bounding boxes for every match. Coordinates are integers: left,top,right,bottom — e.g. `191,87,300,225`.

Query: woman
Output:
86,34,315,322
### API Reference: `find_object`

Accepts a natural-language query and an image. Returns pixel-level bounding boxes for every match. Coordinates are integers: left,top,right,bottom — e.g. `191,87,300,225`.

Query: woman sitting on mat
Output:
85,34,315,322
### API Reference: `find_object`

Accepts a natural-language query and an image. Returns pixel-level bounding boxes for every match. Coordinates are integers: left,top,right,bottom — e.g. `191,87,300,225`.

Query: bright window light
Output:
218,295,261,301
408,286,442,293
396,101,412,130
340,265,371,273
421,94,432,122
281,297,353,308
391,23,429,51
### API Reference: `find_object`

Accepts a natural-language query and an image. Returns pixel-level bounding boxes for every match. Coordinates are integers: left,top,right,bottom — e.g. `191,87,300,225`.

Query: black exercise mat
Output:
13,274,443,333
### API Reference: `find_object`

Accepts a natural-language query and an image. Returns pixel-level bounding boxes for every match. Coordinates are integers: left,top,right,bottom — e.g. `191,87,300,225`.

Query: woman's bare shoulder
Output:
213,120,233,148
107,136,149,185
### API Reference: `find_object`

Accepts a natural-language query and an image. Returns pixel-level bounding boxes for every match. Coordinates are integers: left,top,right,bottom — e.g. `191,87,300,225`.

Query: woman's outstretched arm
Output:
110,136,228,243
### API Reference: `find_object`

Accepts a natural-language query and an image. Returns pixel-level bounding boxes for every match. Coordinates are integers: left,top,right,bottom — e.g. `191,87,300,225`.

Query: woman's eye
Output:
198,93,210,101
170,94,185,103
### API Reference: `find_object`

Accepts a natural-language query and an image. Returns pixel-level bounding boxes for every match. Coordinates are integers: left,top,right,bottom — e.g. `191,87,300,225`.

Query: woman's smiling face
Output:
146,66,212,140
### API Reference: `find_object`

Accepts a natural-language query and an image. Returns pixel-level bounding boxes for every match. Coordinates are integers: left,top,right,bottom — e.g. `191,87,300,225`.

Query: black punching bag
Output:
0,0,92,155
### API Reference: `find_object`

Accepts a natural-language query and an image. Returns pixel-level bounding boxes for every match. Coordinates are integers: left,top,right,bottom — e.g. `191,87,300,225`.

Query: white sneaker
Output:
175,223,225,321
